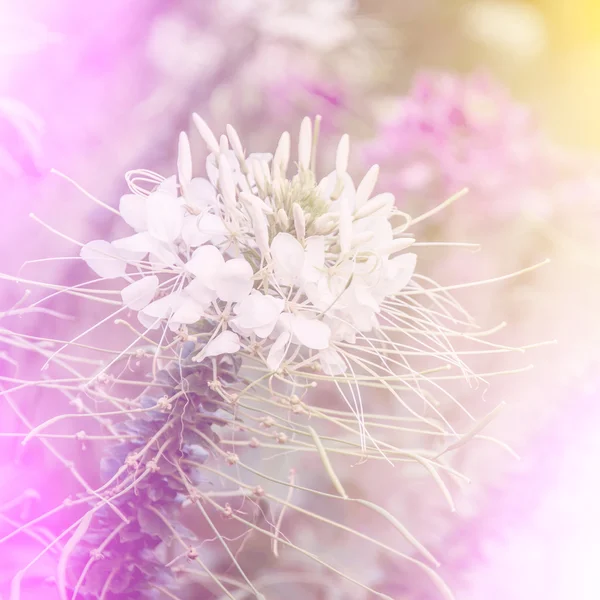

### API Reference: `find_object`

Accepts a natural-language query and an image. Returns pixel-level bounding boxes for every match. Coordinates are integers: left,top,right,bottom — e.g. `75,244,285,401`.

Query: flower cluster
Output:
68,345,240,599
364,71,551,217
81,115,417,377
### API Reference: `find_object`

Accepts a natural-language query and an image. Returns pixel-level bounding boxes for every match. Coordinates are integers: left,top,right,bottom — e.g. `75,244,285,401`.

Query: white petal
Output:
250,204,270,256
318,171,356,209
247,152,272,165
215,258,253,302
80,240,127,279
302,236,325,283
353,284,380,312
182,212,227,248
184,277,216,308
270,232,304,286
292,203,306,240
291,315,331,350
185,244,224,285
112,232,153,260
119,194,147,231
186,177,217,207
193,113,220,154
142,292,183,319
335,134,350,176
298,117,312,170
205,153,220,188
181,215,204,248
138,310,161,330
204,331,241,358
148,243,182,268
231,292,284,338
226,124,245,161
273,131,290,176
338,196,352,254
385,252,417,295
319,348,347,375
355,164,379,209
218,155,238,210
146,190,184,244
177,132,193,188
267,332,291,371
157,176,178,196
170,296,205,325
354,193,395,220
121,276,159,310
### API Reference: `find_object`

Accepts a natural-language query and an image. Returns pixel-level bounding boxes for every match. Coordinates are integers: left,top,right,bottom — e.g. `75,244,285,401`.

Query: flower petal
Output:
267,332,291,371
185,244,224,286
119,194,147,231
271,232,304,286
293,317,331,350
289,315,331,350
80,240,128,279
214,258,253,302
186,177,217,207
302,236,325,283
319,348,347,375
141,292,183,319
338,196,352,254
121,276,159,310
384,252,417,295
231,292,284,338
170,296,205,325
204,331,241,358
181,213,226,248
184,277,216,308
177,132,193,188
146,189,184,244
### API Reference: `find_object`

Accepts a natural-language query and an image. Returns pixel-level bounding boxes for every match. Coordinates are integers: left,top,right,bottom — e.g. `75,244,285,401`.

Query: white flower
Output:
270,232,305,286
203,331,241,358
231,292,284,338
121,276,159,311
80,115,419,370
80,240,130,279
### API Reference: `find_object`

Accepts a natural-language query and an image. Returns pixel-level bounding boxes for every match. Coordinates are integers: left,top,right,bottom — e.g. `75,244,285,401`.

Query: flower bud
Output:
292,203,306,241
354,192,395,220
298,117,312,170
226,124,245,162
335,134,350,177
192,113,219,154
355,164,380,208
273,131,291,178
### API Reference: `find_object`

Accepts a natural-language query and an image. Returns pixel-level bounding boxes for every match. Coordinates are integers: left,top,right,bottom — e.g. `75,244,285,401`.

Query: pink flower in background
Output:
364,71,556,218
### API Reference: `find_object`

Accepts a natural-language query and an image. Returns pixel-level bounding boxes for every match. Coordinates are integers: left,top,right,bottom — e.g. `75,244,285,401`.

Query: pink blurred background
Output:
2,1,600,598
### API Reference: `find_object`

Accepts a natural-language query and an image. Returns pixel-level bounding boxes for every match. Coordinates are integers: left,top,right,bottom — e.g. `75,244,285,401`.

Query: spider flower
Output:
364,72,552,218
81,116,418,380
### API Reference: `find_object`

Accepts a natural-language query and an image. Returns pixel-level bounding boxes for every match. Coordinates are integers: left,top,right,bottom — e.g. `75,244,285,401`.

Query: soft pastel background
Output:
1,1,600,598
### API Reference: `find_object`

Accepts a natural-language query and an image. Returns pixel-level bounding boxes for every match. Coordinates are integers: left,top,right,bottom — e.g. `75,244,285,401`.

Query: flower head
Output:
364,72,553,218
81,115,418,378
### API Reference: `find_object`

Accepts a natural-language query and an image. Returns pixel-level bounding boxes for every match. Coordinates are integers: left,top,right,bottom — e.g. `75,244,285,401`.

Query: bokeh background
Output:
1,1,600,598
